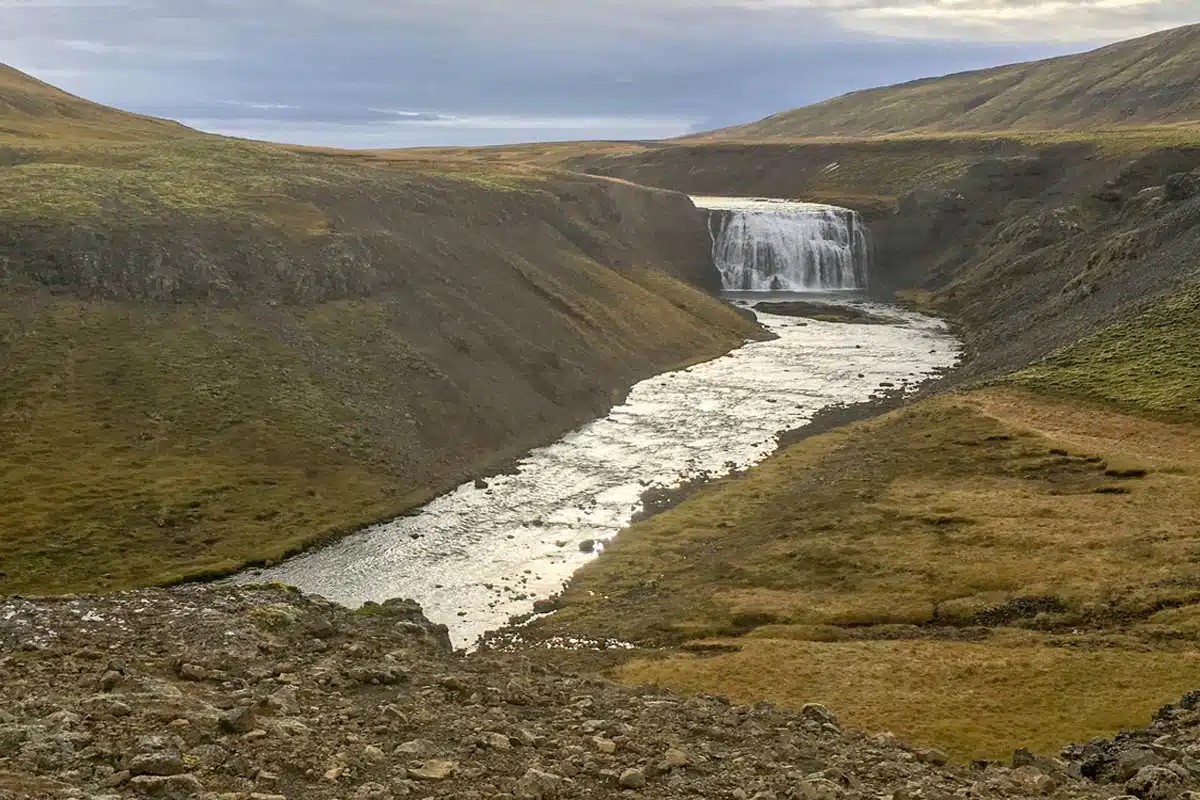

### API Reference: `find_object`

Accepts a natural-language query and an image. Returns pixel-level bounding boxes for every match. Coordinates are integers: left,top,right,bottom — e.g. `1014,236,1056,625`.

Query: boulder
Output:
516,768,564,799
127,774,204,799
130,750,185,777
619,767,647,789
1127,766,1186,800
1164,172,1200,203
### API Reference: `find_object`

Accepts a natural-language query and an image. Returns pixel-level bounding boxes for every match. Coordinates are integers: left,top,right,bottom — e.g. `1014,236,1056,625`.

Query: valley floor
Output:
522,380,1200,762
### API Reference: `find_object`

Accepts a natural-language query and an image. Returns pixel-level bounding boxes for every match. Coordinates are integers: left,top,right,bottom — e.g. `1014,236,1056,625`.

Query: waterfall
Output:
693,197,871,292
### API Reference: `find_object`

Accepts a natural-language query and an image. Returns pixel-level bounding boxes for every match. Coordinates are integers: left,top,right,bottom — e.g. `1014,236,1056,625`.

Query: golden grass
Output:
539,388,1200,641
618,637,1200,762
0,299,412,592
530,387,1200,759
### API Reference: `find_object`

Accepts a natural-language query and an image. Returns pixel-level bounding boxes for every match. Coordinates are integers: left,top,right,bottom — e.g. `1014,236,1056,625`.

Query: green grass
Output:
0,135,549,229
1010,284,1200,422
0,298,413,592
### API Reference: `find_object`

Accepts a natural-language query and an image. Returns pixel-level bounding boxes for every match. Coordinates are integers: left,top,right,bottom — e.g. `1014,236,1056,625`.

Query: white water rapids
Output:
696,196,871,292
239,299,959,648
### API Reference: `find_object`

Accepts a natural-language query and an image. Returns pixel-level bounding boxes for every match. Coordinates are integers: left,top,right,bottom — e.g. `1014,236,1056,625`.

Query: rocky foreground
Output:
1,586,1198,800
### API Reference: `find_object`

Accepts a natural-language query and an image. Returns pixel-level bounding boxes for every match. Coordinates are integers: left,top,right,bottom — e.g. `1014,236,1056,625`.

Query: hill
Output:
0,64,759,594
479,26,1200,763
705,23,1200,138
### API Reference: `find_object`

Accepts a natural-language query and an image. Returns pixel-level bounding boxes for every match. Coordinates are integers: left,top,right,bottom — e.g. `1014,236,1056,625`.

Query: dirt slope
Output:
0,65,759,594
707,23,1200,138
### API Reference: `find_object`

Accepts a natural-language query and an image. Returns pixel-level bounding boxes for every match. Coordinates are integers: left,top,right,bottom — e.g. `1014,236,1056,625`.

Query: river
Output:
237,296,960,648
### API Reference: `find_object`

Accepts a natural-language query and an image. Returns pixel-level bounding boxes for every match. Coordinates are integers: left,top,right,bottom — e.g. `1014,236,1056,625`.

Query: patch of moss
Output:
1010,284,1200,422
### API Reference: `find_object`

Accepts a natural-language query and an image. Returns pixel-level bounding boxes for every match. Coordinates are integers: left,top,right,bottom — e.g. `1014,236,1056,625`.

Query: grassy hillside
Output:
500,26,1200,761
708,23,1200,138
0,65,760,594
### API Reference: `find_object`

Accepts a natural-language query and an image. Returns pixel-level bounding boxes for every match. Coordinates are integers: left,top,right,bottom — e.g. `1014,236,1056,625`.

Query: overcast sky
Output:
2,1,1196,148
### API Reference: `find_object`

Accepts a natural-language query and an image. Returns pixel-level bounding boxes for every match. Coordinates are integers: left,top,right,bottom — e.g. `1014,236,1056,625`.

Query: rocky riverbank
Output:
2,584,1199,800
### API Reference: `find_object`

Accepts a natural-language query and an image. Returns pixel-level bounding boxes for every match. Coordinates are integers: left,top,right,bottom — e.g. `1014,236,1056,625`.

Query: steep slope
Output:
0,65,760,594
706,23,1200,138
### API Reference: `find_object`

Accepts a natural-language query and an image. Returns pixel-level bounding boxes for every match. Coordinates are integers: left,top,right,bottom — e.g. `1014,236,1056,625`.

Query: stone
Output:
395,739,435,756
579,540,597,554
664,748,689,768
408,760,457,781
1114,748,1165,782
1127,766,1186,800
306,614,336,638
266,685,299,715
799,778,842,800
516,768,564,799
130,751,185,777
917,748,949,766
486,732,511,750
363,744,387,764
99,671,123,691
103,770,132,788
188,745,228,768
355,782,394,800
108,701,132,717
801,704,840,730
177,663,207,682
127,774,204,798
619,768,646,789
218,706,256,734
594,736,617,755
1032,773,1060,795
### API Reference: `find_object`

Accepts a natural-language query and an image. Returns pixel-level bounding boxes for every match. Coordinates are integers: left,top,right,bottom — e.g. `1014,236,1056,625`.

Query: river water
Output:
237,296,960,648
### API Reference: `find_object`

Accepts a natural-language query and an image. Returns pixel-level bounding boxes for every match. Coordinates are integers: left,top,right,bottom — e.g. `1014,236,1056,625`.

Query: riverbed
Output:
237,298,960,648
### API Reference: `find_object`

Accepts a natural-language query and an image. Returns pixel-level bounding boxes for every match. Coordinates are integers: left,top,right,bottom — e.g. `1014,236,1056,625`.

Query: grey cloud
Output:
2,0,1188,147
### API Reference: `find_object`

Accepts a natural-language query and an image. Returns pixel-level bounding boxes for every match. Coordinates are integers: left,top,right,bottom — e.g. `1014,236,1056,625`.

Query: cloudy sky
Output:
2,1,1195,148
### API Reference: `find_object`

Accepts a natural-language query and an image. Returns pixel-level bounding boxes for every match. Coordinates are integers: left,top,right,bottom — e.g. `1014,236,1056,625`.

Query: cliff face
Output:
0,169,719,303
543,135,1200,382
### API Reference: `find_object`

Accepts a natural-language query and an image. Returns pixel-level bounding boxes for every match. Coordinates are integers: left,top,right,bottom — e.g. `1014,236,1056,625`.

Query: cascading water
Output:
693,196,871,292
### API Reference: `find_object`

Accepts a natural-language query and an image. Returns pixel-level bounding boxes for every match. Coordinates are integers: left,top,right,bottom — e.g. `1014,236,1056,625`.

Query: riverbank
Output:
0,64,766,597
239,306,957,647
515,382,1200,762
510,281,1200,761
